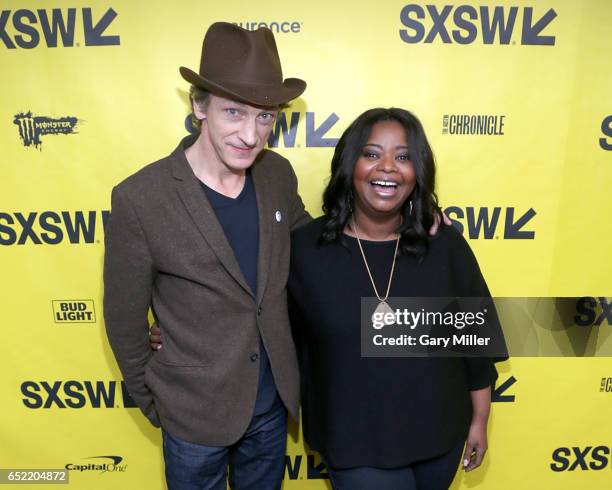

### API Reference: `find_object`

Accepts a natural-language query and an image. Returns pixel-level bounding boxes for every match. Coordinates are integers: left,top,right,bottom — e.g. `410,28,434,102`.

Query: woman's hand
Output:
463,386,491,471
429,209,452,236
462,420,488,472
149,323,162,350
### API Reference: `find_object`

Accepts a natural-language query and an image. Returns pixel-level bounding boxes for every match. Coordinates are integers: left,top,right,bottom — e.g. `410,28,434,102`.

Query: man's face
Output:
195,94,278,172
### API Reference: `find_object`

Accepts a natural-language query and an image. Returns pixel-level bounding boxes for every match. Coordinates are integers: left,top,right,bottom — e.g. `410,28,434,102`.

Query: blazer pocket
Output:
149,351,210,368
156,358,210,368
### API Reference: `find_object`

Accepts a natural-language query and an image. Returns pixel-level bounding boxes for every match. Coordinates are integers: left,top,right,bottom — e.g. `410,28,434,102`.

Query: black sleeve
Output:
464,358,499,391
447,226,508,391
287,238,311,411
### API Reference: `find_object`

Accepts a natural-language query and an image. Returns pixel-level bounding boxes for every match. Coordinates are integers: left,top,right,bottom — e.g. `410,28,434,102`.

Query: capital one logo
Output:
66,456,127,473
399,5,557,45
0,7,120,48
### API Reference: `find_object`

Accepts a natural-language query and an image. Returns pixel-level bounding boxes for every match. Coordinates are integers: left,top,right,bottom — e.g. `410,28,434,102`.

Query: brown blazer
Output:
103,135,311,445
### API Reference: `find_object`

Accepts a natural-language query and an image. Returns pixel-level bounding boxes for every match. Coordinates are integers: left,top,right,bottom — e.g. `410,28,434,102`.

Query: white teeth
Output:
371,180,398,187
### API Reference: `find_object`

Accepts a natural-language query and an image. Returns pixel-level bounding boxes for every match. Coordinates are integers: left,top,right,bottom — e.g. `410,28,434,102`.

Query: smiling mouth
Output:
368,180,400,197
370,180,399,189
229,143,255,152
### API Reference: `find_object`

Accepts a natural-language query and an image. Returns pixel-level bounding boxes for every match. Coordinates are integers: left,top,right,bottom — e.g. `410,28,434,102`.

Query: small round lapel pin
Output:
275,211,282,222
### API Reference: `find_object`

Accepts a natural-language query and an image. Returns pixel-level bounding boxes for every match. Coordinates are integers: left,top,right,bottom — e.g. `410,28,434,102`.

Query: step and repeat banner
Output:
1,0,611,488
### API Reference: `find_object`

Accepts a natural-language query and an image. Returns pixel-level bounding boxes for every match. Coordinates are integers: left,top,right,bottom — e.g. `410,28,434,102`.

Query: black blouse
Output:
288,217,501,469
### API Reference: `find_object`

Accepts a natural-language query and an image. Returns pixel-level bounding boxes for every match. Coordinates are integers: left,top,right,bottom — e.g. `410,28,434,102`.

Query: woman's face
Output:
352,120,416,218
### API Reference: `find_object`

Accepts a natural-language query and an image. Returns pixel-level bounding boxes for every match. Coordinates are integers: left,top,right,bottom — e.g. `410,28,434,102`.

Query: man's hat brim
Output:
180,66,306,107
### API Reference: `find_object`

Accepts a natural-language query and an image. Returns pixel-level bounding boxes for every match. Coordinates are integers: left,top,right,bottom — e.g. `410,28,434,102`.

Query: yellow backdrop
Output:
2,0,611,488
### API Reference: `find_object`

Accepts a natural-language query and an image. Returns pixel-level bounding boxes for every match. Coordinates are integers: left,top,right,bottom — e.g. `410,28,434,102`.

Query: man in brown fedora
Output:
103,22,310,489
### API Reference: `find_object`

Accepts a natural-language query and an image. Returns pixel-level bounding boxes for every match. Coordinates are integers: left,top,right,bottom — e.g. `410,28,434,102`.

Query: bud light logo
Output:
13,112,79,149
52,300,96,323
399,5,556,45
0,8,120,49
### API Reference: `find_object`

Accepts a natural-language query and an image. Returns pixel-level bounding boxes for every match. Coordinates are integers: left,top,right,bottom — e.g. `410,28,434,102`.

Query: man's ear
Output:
193,99,207,121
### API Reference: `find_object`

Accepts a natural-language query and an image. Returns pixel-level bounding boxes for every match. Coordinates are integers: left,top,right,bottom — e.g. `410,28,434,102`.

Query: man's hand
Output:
150,323,162,350
429,209,452,236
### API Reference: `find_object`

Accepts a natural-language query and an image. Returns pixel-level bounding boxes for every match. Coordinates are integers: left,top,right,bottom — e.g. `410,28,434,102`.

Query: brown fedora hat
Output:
180,22,306,106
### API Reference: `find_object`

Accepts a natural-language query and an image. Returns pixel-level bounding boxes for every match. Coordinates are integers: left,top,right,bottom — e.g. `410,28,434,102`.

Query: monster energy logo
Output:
13,112,79,149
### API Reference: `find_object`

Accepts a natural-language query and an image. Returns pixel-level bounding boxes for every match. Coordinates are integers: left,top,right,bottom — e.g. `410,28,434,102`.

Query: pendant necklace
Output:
352,218,400,326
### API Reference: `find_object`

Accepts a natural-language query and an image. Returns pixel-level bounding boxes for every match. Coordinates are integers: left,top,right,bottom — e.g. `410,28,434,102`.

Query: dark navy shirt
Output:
200,173,279,416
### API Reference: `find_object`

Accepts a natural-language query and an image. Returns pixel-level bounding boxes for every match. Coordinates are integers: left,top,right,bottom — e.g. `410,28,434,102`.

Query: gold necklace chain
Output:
352,219,400,302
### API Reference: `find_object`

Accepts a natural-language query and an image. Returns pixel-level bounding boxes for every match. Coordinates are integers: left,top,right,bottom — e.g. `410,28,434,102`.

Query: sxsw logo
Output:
550,446,611,471
285,455,328,480
444,206,536,239
600,115,612,151
14,112,79,149
0,211,109,245
185,111,340,148
574,297,611,327
21,380,137,409
0,7,120,48
399,5,556,45
268,112,339,148
52,300,96,323
492,376,516,403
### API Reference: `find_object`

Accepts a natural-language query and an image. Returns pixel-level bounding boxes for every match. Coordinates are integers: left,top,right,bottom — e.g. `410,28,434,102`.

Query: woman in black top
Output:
288,108,504,489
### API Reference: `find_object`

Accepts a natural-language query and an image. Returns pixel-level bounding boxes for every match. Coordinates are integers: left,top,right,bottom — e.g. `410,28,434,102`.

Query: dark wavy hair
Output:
320,107,439,259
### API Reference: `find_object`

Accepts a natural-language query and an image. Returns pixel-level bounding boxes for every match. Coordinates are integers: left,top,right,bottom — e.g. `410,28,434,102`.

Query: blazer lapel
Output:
170,144,253,298
252,158,273,305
